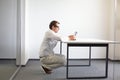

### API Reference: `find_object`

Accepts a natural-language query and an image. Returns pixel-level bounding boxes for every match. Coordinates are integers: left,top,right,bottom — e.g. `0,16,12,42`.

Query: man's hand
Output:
68,35,76,40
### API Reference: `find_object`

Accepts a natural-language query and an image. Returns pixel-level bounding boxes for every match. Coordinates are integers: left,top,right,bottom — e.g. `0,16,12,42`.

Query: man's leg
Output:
40,54,66,71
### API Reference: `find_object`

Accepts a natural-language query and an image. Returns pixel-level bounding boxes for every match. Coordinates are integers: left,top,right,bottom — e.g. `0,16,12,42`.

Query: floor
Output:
0,60,17,80
13,60,120,80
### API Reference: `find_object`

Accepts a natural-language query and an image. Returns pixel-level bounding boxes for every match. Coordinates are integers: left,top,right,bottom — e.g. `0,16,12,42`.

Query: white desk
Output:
60,38,119,79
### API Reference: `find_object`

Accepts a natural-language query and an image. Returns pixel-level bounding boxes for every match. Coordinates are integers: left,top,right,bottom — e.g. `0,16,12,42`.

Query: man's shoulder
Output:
45,30,53,34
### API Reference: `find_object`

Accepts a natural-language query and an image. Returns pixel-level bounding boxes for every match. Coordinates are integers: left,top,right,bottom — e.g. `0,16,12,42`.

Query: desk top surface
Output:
61,38,120,44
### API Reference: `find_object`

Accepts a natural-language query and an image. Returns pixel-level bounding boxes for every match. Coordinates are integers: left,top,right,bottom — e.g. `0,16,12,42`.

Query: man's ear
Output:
51,26,54,30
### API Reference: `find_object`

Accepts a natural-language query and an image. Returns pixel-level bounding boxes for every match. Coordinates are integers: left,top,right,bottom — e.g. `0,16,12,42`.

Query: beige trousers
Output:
40,54,66,70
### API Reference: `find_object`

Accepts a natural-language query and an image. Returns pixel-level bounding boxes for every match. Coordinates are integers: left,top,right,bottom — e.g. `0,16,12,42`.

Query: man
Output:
39,20,76,74
39,20,65,74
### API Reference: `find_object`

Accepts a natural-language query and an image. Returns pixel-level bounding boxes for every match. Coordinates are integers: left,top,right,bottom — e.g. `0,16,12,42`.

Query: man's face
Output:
54,27,59,33
52,27,59,33
52,23,60,33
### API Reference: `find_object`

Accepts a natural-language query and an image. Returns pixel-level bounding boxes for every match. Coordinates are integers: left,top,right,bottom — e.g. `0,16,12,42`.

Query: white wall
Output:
109,0,120,60
26,0,114,59
114,0,120,60
0,0,28,65
0,0,17,59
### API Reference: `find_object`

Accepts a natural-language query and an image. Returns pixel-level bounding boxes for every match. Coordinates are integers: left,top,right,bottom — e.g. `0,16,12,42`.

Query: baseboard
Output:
22,58,120,67
0,58,16,60
21,58,39,67
21,59,30,67
68,58,106,61
29,59,40,61
108,58,120,62
69,58,120,62
28,58,120,62
21,65,26,67
21,59,40,67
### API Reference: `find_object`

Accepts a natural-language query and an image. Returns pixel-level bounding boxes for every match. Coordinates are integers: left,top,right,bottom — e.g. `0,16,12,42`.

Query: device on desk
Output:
68,31,78,40
74,31,78,36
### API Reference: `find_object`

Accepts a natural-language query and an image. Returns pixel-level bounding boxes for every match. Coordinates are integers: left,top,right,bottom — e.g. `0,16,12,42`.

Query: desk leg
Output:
60,41,62,54
89,46,91,66
66,44,69,79
105,44,109,78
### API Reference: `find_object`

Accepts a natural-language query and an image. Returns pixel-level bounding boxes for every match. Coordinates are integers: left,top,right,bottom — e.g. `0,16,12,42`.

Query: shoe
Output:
42,66,52,74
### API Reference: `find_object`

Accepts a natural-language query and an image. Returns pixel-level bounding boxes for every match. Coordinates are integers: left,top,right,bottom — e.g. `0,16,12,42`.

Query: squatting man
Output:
39,20,76,74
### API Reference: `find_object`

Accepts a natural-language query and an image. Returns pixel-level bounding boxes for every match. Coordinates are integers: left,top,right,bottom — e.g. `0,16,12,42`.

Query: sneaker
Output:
41,66,52,74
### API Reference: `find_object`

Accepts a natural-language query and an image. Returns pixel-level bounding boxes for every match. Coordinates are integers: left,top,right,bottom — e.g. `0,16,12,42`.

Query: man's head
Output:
49,20,60,33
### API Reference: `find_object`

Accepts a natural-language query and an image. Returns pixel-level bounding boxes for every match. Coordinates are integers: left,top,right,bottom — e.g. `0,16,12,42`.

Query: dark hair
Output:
49,20,60,29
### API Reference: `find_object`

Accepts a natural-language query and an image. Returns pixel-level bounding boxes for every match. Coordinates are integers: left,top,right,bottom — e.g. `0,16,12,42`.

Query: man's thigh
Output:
41,54,65,64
